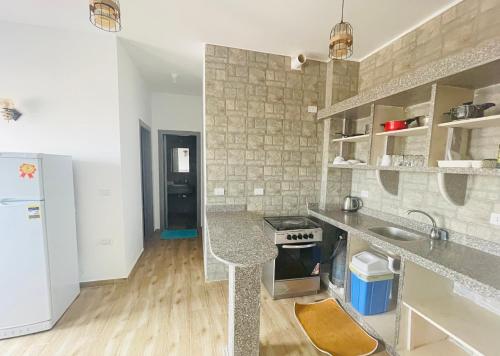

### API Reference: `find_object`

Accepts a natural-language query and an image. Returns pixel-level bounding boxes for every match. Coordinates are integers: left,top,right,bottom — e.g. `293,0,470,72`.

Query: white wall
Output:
0,21,126,282
116,40,151,273
151,92,203,229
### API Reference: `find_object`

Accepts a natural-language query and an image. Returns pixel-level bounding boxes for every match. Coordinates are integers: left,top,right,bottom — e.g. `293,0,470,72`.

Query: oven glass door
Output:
275,243,321,280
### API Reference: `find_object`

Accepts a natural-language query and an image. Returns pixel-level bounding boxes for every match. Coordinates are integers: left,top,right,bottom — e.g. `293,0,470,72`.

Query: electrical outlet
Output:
214,187,225,196
254,188,264,196
99,239,112,245
490,213,500,226
360,190,369,198
307,106,318,113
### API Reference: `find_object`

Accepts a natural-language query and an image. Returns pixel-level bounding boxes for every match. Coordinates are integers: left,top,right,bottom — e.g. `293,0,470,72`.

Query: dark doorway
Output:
159,131,200,231
140,121,154,240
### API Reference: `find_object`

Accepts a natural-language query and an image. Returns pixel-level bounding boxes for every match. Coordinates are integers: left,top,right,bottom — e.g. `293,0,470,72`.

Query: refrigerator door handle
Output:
0,199,38,205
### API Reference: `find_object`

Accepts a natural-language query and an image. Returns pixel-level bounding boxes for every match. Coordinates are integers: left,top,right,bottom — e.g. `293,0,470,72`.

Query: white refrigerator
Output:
0,153,80,339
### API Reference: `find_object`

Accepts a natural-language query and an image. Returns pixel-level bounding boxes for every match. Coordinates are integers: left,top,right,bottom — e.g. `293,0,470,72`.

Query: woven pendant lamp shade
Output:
89,0,122,32
328,0,353,60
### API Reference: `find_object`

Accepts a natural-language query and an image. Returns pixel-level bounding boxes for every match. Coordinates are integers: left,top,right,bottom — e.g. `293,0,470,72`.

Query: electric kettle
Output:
342,196,363,212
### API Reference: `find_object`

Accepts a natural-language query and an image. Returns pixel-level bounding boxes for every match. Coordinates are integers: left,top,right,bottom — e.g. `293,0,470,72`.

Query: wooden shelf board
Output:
331,134,370,143
375,126,429,137
437,114,500,129
398,339,469,356
403,296,500,356
328,164,500,176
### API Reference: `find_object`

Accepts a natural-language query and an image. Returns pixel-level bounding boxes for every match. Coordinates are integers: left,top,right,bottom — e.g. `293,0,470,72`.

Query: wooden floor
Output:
0,235,387,355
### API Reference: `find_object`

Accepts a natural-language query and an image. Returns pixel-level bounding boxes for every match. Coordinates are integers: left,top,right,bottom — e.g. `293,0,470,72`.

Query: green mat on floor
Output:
160,229,198,240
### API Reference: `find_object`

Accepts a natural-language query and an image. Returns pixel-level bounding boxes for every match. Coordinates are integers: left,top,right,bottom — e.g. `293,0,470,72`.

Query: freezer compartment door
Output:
0,158,44,200
0,201,51,329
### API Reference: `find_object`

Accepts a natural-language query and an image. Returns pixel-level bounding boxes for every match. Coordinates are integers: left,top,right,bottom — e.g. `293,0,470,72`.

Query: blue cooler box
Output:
349,252,394,316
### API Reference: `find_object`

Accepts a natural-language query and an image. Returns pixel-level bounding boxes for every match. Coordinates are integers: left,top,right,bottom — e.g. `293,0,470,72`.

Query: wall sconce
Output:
1,99,22,122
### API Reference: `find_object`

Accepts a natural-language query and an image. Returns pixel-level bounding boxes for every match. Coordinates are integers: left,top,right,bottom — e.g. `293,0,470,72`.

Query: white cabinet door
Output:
0,158,44,200
0,201,51,329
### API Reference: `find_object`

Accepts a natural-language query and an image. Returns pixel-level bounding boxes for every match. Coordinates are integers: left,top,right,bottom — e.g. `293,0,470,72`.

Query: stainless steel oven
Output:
262,217,323,299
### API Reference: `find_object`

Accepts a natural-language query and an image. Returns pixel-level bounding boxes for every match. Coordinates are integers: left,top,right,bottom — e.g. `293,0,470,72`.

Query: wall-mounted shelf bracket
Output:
437,173,468,206
376,169,400,196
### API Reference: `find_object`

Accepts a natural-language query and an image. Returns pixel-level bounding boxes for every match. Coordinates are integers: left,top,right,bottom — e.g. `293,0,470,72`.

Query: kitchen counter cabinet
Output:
309,207,500,355
308,207,500,299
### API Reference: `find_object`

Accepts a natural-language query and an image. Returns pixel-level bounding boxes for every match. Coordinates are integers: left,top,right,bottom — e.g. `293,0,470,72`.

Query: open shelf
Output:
438,114,500,129
331,134,370,143
398,338,469,356
399,261,500,356
402,295,500,355
375,126,429,137
363,308,398,346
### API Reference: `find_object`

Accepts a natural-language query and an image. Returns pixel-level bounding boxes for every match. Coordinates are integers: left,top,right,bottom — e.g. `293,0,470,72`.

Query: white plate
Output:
437,160,474,168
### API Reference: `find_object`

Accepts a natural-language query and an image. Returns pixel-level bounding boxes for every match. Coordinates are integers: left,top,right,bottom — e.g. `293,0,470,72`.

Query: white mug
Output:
380,154,392,167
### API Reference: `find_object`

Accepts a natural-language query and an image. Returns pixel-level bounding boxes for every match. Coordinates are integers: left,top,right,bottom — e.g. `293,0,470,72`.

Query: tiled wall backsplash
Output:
350,170,500,244
358,0,500,91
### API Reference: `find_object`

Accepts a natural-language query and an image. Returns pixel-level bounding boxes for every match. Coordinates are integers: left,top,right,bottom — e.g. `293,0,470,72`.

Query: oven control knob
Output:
292,234,297,240
298,234,303,239
309,233,314,239
286,235,292,240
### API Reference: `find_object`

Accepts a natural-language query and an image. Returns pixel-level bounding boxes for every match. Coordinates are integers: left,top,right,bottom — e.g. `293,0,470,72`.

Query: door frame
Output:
139,120,154,240
158,130,201,231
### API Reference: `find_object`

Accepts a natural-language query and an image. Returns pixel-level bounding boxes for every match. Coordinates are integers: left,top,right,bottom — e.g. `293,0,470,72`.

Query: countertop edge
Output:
206,212,278,267
308,208,500,300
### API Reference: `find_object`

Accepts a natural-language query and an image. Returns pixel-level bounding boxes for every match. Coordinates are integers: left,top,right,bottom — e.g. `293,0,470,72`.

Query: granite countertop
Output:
207,211,278,267
308,207,500,300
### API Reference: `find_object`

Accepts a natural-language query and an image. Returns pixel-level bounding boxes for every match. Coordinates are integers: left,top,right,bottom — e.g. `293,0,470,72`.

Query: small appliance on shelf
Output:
444,102,495,121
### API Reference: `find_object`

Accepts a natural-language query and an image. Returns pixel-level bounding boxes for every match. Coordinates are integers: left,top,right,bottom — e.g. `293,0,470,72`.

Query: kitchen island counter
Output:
207,211,278,267
206,210,278,356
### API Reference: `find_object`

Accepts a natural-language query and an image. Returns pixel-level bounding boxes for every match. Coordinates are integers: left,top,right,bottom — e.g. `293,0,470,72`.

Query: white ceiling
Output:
1,0,461,95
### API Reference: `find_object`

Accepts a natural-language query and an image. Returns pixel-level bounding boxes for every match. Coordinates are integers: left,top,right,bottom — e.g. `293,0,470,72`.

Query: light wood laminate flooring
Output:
0,235,387,355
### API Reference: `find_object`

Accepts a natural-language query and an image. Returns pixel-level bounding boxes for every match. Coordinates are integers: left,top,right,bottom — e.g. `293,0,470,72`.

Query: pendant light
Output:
89,0,122,32
329,0,353,59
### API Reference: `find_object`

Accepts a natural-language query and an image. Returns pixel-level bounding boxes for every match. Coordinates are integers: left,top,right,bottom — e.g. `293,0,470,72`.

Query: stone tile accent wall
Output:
204,45,327,216
359,0,500,91
327,60,359,105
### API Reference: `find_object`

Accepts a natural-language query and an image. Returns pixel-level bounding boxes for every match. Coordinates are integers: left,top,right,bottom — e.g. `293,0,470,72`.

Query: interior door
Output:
140,125,154,239
0,201,51,329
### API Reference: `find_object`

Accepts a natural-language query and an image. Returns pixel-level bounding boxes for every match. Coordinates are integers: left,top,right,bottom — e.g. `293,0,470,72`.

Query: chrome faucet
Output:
407,210,449,241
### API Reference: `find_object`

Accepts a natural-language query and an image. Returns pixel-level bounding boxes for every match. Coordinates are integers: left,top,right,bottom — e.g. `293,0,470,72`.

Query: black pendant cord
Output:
341,0,345,22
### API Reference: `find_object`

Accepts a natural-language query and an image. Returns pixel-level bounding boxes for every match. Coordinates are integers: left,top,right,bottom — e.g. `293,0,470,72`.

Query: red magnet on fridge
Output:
19,163,37,179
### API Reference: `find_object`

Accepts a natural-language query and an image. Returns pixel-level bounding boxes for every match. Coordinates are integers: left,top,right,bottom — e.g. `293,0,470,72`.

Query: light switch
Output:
254,188,264,196
307,106,318,113
360,190,369,198
214,188,225,196
490,213,500,226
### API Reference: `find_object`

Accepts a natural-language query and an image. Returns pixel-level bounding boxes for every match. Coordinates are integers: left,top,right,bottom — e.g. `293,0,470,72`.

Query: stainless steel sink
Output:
369,226,426,242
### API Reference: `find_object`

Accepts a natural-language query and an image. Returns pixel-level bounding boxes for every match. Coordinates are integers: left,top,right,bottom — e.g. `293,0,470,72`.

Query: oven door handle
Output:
282,243,317,249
